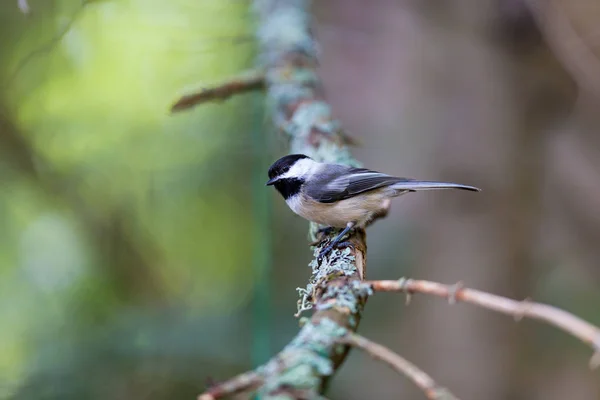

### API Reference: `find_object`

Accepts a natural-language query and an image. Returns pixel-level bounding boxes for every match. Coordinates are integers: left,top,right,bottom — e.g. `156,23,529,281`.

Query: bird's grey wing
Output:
305,167,405,203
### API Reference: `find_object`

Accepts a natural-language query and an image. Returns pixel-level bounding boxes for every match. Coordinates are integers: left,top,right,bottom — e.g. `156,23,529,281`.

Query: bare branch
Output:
343,332,459,400
197,370,263,400
368,278,600,368
171,71,265,112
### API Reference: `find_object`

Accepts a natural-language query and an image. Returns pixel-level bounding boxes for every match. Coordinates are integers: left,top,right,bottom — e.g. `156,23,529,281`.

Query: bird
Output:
266,154,480,259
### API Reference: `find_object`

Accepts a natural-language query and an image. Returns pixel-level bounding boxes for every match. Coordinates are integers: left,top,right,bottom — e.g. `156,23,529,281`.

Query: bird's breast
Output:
285,191,391,228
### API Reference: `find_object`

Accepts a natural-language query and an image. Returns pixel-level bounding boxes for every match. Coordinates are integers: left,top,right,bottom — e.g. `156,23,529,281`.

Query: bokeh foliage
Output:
0,1,264,398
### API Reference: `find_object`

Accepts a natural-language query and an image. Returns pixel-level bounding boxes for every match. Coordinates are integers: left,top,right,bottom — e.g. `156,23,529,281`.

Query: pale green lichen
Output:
311,140,361,167
253,0,369,396
295,287,313,316
268,361,323,388
300,250,350,298
317,287,354,311
254,0,316,65
257,319,348,397
296,243,364,316
351,280,374,297
311,246,355,273
315,280,369,321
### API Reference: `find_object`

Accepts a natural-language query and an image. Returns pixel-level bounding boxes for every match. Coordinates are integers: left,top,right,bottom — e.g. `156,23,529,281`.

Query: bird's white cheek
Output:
285,195,303,215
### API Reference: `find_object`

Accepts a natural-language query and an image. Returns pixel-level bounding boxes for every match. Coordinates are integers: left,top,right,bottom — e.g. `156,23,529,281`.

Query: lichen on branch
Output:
196,0,374,398
185,1,600,398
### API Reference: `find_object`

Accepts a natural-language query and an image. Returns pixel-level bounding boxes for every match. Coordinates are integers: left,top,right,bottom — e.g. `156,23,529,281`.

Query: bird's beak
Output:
265,177,278,186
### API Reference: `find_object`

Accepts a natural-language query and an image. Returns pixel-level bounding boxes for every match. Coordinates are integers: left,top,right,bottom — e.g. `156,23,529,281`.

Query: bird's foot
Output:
317,243,336,261
309,226,336,246
317,235,355,261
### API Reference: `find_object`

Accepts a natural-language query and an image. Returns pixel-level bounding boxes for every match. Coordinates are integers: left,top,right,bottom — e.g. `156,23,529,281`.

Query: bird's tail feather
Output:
390,180,480,192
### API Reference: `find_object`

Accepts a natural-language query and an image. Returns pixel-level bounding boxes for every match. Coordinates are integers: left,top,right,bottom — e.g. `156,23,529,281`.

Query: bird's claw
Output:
317,244,334,261
309,226,336,246
317,240,353,262
313,225,355,261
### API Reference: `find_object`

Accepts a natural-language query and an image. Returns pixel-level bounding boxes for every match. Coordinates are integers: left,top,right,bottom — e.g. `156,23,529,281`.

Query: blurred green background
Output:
1,1,266,398
1,1,600,399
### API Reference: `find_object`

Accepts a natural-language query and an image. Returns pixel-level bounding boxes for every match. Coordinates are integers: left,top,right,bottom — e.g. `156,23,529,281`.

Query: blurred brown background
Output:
1,1,599,399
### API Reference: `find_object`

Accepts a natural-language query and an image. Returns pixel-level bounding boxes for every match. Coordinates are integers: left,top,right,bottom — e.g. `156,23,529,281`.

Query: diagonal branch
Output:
197,370,263,400
193,0,372,398
170,71,265,112
367,278,600,368
342,332,459,400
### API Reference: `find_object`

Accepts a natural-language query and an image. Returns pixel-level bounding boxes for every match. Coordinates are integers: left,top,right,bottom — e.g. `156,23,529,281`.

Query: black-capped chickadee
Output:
266,154,480,258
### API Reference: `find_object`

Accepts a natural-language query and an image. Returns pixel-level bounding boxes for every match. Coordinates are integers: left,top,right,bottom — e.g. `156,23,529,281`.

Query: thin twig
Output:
171,71,265,112
197,370,263,400
343,332,459,400
368,278,600,368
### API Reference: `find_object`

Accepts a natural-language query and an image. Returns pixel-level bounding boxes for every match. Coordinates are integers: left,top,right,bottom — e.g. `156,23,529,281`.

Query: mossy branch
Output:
178,0,600,399
194,0,372,398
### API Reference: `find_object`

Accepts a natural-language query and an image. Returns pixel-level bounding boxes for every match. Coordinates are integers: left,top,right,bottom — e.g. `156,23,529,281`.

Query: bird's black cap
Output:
266,154,310,185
